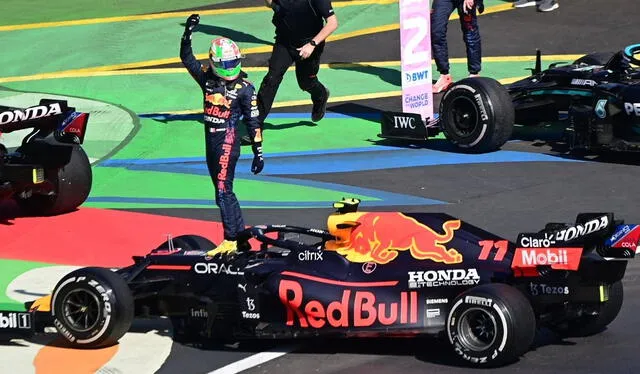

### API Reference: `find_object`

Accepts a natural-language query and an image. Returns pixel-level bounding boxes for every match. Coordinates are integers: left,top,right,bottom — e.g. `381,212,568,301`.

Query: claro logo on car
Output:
518,215,609,247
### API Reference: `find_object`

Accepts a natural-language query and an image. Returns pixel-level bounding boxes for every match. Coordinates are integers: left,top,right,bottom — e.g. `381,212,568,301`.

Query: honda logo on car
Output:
194,262,243,275
519,215,608,246
512,247,582,270
408,268,480,289
550,216,608,241
0,103,63,125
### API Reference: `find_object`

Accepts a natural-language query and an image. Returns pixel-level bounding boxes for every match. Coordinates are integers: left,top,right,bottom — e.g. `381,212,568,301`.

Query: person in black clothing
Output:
258,0,339,124
180,14,264,256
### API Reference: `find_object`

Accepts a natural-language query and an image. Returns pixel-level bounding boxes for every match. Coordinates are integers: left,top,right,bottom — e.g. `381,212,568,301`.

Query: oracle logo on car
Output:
511,247,583,271
278,279,418,328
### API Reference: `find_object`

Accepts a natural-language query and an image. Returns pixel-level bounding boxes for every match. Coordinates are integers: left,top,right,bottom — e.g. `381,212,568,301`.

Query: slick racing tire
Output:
439,77,515,153
16,145,92,216
447,283,536,367
553,281,623,337
573,52,615,66
155,234,216,253
51,267,134,348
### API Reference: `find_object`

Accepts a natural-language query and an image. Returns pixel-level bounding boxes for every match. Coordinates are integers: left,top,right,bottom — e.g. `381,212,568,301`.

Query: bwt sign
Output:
400,0,433,122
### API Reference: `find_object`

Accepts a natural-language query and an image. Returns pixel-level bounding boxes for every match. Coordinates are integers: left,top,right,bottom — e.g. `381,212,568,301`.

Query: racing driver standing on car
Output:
431,0,484,93
180,14,264,256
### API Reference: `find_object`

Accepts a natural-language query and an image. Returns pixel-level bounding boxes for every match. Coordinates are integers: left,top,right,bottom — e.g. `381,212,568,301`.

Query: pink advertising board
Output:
399,0,433,122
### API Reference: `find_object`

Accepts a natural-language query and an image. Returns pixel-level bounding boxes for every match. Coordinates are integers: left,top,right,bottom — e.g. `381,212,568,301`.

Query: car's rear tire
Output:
16,145,92,216
573,52,615,66
51,267,134,348
154,234,216,253
553,281,623,337
439,77,515,153
447,283,536,367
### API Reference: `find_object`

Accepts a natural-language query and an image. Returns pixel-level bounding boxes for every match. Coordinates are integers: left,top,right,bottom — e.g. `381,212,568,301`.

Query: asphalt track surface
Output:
108,0,640,373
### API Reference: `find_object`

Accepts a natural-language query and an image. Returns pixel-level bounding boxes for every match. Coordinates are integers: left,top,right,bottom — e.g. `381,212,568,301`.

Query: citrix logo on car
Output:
0,103,63,125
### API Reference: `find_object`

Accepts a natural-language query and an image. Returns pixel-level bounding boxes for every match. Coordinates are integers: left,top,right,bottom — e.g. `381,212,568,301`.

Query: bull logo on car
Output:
325,212,463,265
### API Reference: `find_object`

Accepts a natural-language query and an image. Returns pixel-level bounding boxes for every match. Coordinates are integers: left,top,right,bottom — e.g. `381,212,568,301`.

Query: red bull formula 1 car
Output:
380,44,640,153
0,99,92,216
6,198,638,367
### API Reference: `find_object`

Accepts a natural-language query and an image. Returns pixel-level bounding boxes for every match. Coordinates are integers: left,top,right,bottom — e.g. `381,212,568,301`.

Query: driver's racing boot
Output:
433,74,452,93
206,240,238,257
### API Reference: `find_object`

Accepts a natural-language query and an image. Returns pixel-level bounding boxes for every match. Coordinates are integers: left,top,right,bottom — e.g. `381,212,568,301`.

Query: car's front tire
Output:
447,283,536,367
51,267,134,348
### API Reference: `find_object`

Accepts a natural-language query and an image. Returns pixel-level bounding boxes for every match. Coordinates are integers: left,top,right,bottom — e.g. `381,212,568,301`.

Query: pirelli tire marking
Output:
446,295,509,364
441,84,490,148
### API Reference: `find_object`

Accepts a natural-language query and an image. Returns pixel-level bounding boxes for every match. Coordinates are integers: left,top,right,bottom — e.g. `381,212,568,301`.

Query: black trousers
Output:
204,125,243,241
257,41,327,123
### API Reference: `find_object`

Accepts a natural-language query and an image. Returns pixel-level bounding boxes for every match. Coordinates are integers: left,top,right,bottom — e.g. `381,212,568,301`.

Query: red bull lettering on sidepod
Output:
325,212,463,265
279,278,419,328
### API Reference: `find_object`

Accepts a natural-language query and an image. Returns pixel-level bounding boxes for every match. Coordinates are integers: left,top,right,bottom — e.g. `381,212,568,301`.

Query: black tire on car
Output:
16,145,92,216
447,283,536,367
51,267,134,348
155,234,216,252
439,77,515,153
573,52,615,66
554,281,623,337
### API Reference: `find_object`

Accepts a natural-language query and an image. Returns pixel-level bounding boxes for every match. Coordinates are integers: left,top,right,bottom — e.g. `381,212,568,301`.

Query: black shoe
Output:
311,88,330,122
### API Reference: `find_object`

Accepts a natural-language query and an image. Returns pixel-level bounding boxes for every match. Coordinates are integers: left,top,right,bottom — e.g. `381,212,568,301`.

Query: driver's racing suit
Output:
180,33,263,242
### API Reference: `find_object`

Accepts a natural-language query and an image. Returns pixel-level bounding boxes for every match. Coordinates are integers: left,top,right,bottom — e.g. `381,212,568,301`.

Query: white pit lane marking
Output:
207,344,299,374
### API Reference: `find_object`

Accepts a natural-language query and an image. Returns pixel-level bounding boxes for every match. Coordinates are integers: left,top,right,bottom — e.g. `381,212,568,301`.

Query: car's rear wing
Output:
0,99,89,145
516,213,638,260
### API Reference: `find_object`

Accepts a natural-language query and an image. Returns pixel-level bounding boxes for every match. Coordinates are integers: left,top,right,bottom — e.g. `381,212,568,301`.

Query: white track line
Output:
206,344,298,374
